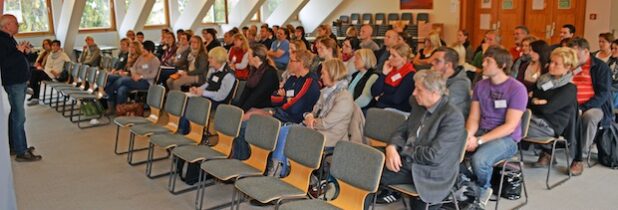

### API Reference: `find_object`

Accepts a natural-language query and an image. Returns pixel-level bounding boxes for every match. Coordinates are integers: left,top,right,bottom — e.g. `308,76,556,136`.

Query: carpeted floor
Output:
10,104,618,210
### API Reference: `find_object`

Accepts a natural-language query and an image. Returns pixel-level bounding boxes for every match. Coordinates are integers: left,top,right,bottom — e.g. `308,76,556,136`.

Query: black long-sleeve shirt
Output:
529,83,577,136
0,31,30,86
236,64,279,111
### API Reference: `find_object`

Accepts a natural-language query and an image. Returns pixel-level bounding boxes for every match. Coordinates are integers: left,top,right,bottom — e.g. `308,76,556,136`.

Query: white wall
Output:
325,0,460,44
584,0,612,51
0,73,17,210
611,0,618,36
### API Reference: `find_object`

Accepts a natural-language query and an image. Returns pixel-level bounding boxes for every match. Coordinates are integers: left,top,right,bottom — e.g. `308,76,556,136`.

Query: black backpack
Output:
595,124,618,169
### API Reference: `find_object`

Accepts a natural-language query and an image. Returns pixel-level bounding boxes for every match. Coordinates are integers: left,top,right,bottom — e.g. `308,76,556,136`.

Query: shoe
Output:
15,147,42,162
478,188,493,209
531,152,555,168
89,119,100,125
10,150,16,156
569,161,584,176
375,190,401,204
27,99,39,106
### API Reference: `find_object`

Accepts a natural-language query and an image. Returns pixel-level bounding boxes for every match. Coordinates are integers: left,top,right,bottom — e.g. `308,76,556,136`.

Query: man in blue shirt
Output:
268,28,290,71
0,14,42,162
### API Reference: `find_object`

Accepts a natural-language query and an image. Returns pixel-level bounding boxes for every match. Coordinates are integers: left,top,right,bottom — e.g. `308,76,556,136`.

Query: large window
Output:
79,0,116,31
3,0,53,34
202,0,227,23
125,0,169,27
260,0,281,21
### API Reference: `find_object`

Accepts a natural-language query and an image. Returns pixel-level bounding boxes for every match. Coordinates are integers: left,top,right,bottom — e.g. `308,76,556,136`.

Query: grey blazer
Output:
390,97,466,204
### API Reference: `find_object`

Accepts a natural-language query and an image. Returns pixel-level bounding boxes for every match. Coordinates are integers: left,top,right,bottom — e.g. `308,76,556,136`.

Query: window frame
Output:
144,0,171,29
201,0,228,25
78,0,117,33
9,0,56,37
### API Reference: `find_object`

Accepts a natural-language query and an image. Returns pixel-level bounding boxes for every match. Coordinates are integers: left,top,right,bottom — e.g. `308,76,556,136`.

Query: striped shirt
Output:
572,58,595,105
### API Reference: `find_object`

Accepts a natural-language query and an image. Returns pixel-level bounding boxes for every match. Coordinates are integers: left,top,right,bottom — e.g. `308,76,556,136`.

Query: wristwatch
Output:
477,137,484,146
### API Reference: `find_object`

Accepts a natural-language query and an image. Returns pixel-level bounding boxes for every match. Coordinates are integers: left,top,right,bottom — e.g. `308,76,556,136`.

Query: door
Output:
495,0,525,49
524,0,586,44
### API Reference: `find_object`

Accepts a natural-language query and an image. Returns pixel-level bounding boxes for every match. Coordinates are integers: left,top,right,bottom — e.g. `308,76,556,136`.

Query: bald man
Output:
359,24,379,51
0,14,42,162
375,30,405,73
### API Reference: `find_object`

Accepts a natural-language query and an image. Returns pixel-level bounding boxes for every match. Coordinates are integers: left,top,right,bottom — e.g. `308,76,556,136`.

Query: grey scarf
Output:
536,72,573,91
315,80,349,118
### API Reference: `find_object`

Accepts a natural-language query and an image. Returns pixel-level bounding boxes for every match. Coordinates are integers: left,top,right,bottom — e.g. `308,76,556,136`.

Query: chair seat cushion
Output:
201,159,262,181
172,145,226,163
56,86,82,91
279,199,340,210
70,93,97,99
235,176,306,203
113,116,151,127
130,124,171,136
150,133,196,149
389,184,418,196
47,83,72,87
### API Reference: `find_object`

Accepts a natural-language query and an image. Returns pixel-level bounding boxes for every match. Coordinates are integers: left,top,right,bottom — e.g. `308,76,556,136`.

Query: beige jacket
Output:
311,90,365,147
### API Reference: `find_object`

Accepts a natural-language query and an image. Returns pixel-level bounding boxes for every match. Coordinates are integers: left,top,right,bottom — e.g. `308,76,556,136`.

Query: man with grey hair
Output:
511,25,529,59
359,24,379,51
79,36,101,67
371,70,466,209
430,46,471,117
0,14,42,161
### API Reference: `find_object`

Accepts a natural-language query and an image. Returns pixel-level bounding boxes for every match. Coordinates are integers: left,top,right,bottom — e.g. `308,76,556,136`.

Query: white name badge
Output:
391,73,402,81
494,100,507,109
212,76,220,82
286,90,295,97
119,57,125,62
573,67,582,75
141,64,149,69
541,81,554,91
176,54,182,59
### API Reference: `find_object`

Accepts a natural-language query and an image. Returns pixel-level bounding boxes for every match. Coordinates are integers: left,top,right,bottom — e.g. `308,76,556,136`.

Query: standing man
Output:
0,14,42,162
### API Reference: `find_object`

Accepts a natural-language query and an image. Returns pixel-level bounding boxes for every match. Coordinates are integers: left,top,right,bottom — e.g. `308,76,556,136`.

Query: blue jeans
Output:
5,83,29,155
470,133,517,190
108,77,150,104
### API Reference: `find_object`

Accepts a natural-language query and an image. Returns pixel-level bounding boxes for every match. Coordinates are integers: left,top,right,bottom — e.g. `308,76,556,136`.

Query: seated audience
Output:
222,31,234,51
234,44,279,111
372,70,466,209
315,37,341,85
136,31,145,43
79,36,101,67
112,38,130,72
126,30,136,41
413,31,441,68
567,38,613,175
303,59,356,147
510,26,529,60
453,29,474,64
527,47,578,168
430,47,471,117
228,33,250,80
160,31,178,67
342,37,361,76
268,28,291,71
375,30,404,73
359,24,380,51
511,36,537,79
173,33,191,71
106,41,160,110
516,40,550,90
465,46,527,209
155,28,170,58
166,36,209,90
471,30,501,69
189,47,236,109
608,40,618,108
259,25,274,50
371,43,416,113
28,40,70,105
202,28,221,52
595,32,614,63
33,39,51,70
348,49,379,111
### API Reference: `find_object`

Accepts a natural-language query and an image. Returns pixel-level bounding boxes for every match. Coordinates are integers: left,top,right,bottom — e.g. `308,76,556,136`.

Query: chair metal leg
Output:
114,125,148,155
587,143,598,168
169,158,211,195
546,140,571,190
229,188,236,210
495,162,508,210
145,143,172,179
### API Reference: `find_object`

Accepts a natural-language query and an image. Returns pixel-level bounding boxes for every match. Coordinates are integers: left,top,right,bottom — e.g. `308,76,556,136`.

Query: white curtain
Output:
0,68,18,210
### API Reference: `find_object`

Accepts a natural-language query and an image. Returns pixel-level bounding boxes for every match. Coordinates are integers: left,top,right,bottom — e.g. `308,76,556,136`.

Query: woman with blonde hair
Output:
414,31,442,67
371,43,416,112
349,49,379,110
527,47,578,168
229,33,250,80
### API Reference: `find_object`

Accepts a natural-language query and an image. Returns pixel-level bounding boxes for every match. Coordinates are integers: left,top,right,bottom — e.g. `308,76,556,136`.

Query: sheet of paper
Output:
481,0,492,9
479,14,491,30
532,0,545,10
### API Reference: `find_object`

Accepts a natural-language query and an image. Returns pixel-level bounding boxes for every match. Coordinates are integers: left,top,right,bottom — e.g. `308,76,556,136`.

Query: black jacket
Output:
529,83,577,136
0,31,31,86
236,64,279,111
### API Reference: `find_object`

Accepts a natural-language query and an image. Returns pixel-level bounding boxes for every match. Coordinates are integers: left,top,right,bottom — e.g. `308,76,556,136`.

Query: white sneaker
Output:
27,99,39,106
89,119,100,125
26,88,34,95
479,188,493,209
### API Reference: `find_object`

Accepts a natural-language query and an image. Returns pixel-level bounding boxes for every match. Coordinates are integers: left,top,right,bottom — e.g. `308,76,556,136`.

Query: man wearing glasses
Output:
430,46,472,117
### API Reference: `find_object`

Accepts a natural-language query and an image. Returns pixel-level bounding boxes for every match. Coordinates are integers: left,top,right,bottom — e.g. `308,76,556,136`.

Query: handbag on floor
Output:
115,102,144,117
491,164,522,200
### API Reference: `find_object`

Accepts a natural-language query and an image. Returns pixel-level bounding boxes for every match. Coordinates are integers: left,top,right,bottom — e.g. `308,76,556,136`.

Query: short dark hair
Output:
250,43,268,63
483,46,513,74
136,31,144,36
242,26,249,30
562,24,576,34
567,37,590,50
515,25,529,34
434,47,459,67
51,40,61,46
142,40,156,53
599,32,615,42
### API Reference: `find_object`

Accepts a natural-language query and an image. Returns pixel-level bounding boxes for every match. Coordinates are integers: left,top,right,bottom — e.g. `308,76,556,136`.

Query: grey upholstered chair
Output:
365,108,407,147
167,104,243,194
41,61,74,104
195,115,280,210
279,141,386,210
112,85,166,155
126,90,187,166
65,69,111,128
145,96,211,179
233,126,325,209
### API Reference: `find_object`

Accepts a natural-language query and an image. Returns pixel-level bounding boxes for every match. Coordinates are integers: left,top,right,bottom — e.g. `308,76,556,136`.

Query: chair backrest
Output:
364,108,407,147
281,126,325,192
94,70,108,98
340,15,350,24
163,90,188,132
350,13,360,25
70,63,82,85
211,104,243,156
243,115,281,173
362,13,373,25
226,79,240,104
329,141,385,210
110,57,119,70
375,13,385,25
77,64,89,83
184,97,212,143
84,67,98,90
521,109,532,139
232,80,246,105
401,13,413,24
417,13,429,23
387,13,400,24
145,85,166,123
